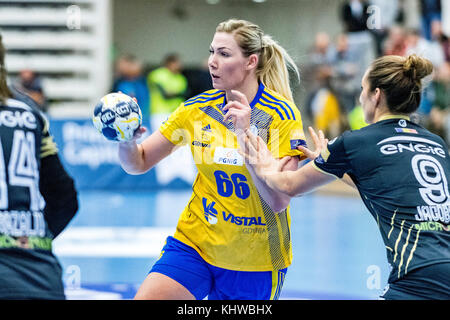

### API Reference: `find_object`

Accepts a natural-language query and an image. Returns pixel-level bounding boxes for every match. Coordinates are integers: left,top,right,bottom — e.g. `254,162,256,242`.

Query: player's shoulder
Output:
183,89,225,108
329,125,375,152
257,86,300,122
5,86,46,124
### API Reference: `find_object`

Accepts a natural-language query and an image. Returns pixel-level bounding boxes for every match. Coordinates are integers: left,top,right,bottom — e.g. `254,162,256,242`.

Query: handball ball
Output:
92,93,142,142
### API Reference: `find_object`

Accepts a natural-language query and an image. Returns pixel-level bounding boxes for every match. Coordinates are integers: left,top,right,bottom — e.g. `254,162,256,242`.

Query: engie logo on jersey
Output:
377,136,446,158
214,147,243,166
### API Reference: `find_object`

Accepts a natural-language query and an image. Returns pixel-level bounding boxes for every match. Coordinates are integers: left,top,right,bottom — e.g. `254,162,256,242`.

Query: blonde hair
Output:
0,34,11,104
367,54,433,114
216,19,299,102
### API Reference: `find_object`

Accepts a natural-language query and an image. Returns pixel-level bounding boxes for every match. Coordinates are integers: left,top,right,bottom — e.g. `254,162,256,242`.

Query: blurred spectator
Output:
308,32,336,67
428,62,450,144
430,19,450,62
14,69,47,112
330,33,361,113
396,0,407,25
440,33,450,63
340,0,376,92
348,104,369,130
406,28,444,67
183,58,212,98
147,53,188,116
306,66,345,138
383,25,408,56
368,0,400,55
341,0,370,33
419,0,442,41
112,54,150,121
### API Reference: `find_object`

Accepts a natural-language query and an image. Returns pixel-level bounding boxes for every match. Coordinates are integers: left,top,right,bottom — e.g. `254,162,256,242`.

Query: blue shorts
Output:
149,236,287,300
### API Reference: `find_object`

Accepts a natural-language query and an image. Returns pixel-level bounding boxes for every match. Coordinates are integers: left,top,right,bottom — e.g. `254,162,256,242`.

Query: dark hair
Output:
367,54,433,114
0,34,12,103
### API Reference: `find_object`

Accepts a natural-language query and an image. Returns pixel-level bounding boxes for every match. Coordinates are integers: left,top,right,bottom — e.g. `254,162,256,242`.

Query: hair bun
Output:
403,54,433,81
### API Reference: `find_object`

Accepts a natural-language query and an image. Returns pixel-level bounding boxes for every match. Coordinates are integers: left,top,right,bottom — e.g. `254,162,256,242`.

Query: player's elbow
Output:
271,202,289,213
121,165,145,175
268,192,291,213
119,155,150,175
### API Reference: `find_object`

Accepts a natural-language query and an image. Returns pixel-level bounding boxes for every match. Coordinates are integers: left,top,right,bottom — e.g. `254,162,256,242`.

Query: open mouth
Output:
211,74,220,79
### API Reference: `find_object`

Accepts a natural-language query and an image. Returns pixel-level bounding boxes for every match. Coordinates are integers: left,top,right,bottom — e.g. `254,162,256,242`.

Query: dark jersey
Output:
314,116,450,285
0,90,77,299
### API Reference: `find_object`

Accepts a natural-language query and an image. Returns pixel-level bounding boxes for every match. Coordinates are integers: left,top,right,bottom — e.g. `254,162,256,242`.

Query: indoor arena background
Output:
2,0,449,299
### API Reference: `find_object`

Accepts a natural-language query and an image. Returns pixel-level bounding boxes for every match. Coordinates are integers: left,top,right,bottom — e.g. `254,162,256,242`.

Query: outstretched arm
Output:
241,127,336,199
118,127,178,175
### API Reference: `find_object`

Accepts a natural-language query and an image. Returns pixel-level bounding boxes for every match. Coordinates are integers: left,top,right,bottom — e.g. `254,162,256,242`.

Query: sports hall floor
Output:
53,187,391,300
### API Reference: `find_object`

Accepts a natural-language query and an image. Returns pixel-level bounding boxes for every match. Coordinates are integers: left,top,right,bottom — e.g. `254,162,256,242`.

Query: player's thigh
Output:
135,236,213,300
134,272,195,300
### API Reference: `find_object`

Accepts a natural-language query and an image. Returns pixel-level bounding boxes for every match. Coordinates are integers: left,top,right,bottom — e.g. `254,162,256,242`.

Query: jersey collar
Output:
249,82,265,108
377,114,410,122
220,82,265,110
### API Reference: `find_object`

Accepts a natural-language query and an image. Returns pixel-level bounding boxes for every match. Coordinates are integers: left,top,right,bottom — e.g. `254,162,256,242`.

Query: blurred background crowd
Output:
107,0,450,145
7,0,450,144
302,0,450,144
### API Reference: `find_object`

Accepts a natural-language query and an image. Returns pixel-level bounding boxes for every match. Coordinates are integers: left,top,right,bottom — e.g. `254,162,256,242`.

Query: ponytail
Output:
216,19,299,102
0,34,12,104
367,54,433,114
258,34,299,102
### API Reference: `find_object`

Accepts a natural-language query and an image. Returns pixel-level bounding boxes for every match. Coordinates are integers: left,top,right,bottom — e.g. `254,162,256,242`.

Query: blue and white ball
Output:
92,93,142,142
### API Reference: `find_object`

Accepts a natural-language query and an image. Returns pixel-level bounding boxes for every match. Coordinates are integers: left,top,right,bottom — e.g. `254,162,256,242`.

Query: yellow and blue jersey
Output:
159,82,306,272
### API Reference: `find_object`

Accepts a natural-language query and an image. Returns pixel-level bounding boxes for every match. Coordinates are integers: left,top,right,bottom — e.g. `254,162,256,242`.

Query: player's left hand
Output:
223,90,251,135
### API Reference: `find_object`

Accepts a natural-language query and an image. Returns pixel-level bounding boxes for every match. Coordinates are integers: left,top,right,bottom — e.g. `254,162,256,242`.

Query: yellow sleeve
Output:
158,103,191,146
267,115,307,160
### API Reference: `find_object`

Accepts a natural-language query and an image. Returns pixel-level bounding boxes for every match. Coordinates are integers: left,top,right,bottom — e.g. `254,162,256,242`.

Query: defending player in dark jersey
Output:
242,54,450,299
0,34,78,299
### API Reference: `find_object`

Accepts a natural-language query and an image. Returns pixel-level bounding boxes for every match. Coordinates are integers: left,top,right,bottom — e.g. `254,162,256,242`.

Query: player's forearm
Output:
119,130,177,175
118,141,147,174
264,163,337,198
245,163,291,212
262,170,298,199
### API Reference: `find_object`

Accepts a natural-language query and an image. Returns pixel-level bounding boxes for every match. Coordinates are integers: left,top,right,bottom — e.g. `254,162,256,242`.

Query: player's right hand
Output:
120,126,147,146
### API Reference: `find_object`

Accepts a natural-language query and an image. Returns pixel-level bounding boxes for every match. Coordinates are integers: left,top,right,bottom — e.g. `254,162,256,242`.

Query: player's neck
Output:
375,109,410,123
225,78,259,105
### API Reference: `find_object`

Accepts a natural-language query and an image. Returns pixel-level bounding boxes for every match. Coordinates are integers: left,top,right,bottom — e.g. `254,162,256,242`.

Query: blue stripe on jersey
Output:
258,100,285,120
185,91,224,104
250,82,265,108
184,93,225,107
261,92,296,120
199,105,233,131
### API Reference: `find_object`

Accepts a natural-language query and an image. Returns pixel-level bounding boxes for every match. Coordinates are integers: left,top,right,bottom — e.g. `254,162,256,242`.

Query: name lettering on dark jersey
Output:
0,110,37,130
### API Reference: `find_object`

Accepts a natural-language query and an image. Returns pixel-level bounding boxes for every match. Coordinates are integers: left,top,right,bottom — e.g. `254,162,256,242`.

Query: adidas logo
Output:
202,124,212,132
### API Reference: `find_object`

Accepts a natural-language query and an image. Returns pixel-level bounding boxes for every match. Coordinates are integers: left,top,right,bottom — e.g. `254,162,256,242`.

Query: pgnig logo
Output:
202,198,218,225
